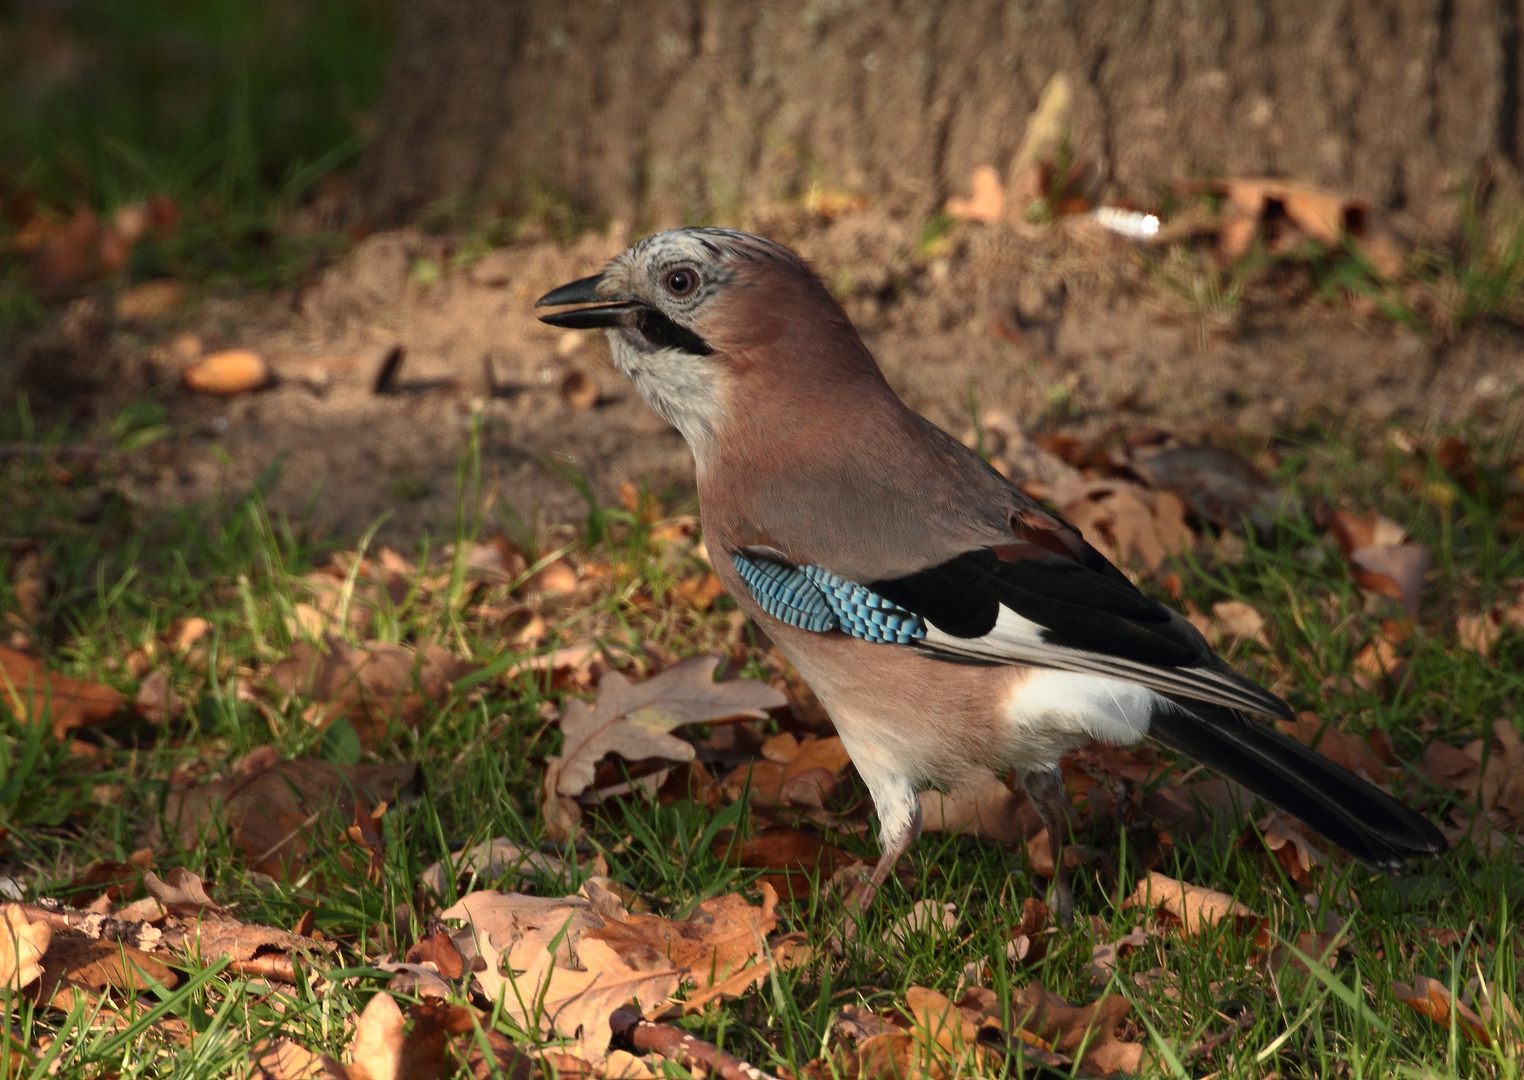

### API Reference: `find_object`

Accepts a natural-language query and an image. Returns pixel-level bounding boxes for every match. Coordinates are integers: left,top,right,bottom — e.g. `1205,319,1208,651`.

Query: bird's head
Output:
536,227,881,468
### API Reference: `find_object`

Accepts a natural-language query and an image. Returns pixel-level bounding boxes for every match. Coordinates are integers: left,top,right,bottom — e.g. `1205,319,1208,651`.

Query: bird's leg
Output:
1025,766,1074,926
845,801,922,916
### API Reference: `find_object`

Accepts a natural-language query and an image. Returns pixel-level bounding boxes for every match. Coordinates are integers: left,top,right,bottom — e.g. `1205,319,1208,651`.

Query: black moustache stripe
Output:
636,308,713,355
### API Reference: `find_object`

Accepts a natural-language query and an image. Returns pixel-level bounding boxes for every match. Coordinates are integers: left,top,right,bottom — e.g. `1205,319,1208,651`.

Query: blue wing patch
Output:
731,551,925,644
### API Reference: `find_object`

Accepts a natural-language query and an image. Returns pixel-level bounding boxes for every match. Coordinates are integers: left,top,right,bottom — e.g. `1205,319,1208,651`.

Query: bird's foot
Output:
1049,873,1074,928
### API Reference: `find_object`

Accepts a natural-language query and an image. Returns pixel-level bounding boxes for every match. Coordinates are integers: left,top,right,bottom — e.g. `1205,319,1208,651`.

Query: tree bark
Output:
359,0,1524,234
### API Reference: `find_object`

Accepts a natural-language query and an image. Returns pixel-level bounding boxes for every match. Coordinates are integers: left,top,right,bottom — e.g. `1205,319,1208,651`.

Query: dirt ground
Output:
12,211,1524,543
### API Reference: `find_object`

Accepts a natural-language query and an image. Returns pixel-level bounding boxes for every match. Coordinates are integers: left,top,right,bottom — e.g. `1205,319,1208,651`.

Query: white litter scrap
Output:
1092,206,1161,240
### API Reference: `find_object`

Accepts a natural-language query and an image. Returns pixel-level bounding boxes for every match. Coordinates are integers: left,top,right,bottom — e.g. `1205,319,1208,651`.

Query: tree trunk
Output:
359,0,1524,234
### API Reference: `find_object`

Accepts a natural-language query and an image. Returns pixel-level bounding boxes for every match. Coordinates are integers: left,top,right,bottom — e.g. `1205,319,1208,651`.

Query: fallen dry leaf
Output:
546,657,784,835
143,867,225,916
116,279,184,320
1424,720,1524,836
0,903,51,992
442,891,604,993
1248,811,1331,887
1212,177,1406,277
443,883,797,1058
156,758,420,878
268,635,478,745
1059,481,1192,579
251,1039,340,1080
30,933,178,1010
560,370,600,409
587,884,781,1003
679,931,811,1013
1255,920,1346,976
840,979,1143,1079
716,825,860,901
1393,976,1491,1046
1212,600,1269,646
347,799,387,884
1126,871,1257,936
1274,712,1393,790
1329,510,1429,615
526,557,578,595
720,732,852,811
1457,610,1503,657
1010,982,1146,1076
1131,444,1289,535
346,990,407,1080
1423,739,1483,797
181,349,270,395
0,646,125,738
883,900,957,947
1006,897,1053,966
420,837,569,898
260,996,533,1080
918,774,1029,846
505,936,681,1063
945,165,1003,224
1088,925,1150,983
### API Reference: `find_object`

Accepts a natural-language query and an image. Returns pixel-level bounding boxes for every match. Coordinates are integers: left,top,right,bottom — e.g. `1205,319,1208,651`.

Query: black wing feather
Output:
871,547,1292,721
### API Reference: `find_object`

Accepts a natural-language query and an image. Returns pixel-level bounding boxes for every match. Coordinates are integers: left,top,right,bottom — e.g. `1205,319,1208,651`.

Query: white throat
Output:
605,331,723,470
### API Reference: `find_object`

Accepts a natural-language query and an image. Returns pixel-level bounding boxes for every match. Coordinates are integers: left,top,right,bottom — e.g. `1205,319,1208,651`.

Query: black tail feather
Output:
1150,697,1448,871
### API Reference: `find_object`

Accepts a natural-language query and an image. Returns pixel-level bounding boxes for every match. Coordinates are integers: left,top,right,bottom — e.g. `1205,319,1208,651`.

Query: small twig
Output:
227,954,302,984
609,1008,779,1080
16,901,142,940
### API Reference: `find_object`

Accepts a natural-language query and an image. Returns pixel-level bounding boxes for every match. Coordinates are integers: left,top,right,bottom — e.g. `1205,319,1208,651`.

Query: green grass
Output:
2,396,1523,1078
0,0,393,214
0,0,395,327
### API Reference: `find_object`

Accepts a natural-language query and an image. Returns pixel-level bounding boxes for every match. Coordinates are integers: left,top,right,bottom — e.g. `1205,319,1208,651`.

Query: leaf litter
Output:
3,449,1513,1078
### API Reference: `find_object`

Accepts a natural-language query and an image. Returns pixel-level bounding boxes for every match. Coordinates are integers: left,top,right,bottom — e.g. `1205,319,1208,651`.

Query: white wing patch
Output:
920,606,1285,719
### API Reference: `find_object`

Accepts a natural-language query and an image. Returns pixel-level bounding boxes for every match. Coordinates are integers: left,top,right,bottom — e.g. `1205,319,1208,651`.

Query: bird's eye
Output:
663,267,698,297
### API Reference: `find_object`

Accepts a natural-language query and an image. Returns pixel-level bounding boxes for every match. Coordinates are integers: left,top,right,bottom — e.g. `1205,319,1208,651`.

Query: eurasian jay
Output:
537,227,1446,918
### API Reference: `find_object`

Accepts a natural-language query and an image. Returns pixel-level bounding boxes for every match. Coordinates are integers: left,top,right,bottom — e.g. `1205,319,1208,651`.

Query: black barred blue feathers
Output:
732,551,925,644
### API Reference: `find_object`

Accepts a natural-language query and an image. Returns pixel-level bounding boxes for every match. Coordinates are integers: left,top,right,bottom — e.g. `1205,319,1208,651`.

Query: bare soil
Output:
13,212,1524,543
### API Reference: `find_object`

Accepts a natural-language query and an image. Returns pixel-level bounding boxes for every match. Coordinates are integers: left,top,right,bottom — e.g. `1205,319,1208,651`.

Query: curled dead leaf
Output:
1059,481,1193,579
945,166,1004,224
1393,976,1491,1046
552,656,785,806
1457,610,1503,657
527,558,578,595
721,732,852,811
918,774,1029,846
421,837,569,897
0,646,125,739
268,636,478,746
31,933,178,1009
1329,510,1429,614
0,903,51,992
560,370,600,409
716,825,859,901
182,349,270,395
1212,600,1269,646
1126,871,1258,936
156,759,420,879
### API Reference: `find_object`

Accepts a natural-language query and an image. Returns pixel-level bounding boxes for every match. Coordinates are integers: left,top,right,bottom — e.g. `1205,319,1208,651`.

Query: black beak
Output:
535,273,648,330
